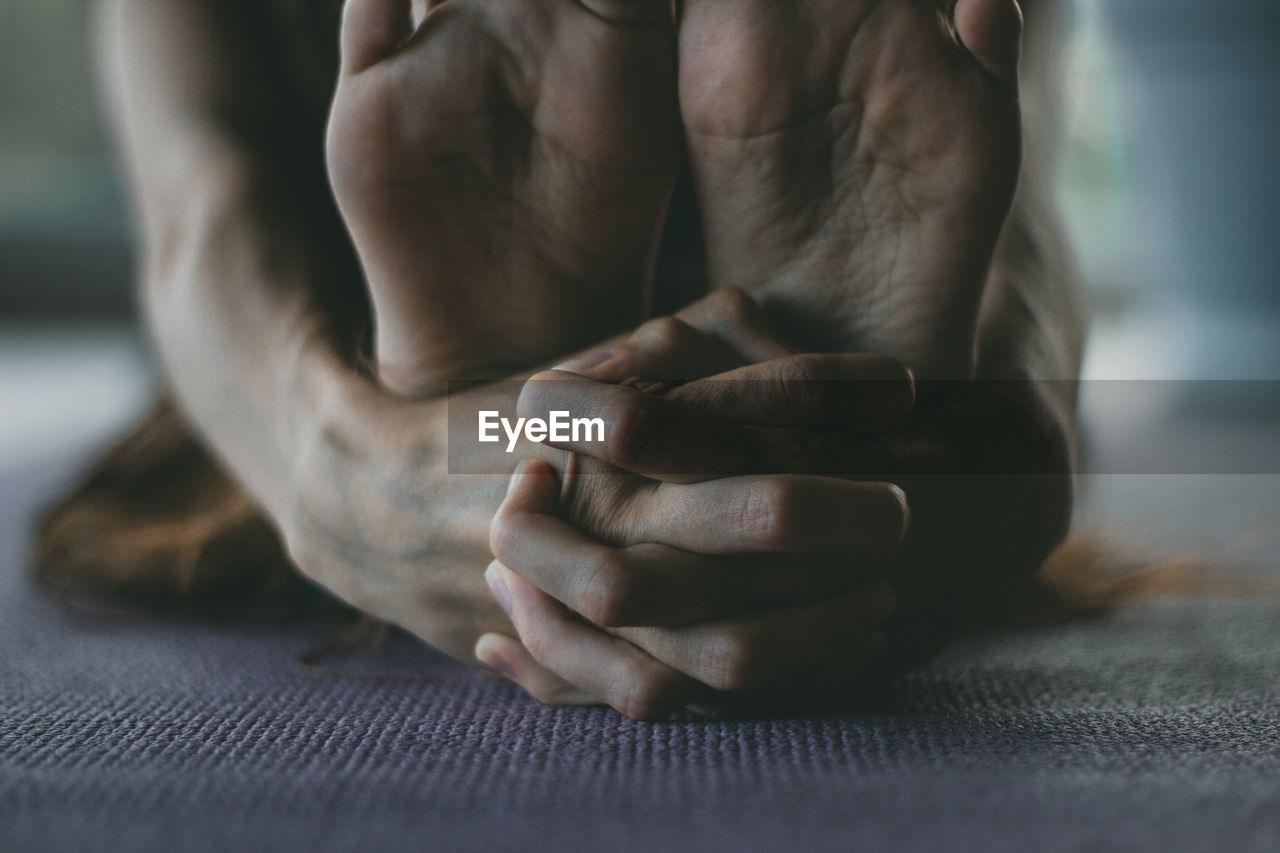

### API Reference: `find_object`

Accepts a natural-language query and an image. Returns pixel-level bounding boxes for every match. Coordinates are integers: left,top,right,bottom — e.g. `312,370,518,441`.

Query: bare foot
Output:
327,0,681,395
679,0,1025,378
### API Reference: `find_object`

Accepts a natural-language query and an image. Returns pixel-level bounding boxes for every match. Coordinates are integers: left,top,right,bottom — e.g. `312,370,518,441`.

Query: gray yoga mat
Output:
2,416,1278,853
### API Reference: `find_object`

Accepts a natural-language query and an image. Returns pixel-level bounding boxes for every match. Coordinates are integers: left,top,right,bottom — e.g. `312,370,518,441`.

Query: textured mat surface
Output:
3,457,1279,852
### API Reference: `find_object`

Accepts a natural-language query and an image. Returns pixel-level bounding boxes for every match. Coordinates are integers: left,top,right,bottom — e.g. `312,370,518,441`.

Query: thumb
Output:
952,0,1023,92
339,0,417,75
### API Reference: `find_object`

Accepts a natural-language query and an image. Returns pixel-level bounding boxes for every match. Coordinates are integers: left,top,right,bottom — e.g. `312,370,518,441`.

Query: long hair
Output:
32,395,302,610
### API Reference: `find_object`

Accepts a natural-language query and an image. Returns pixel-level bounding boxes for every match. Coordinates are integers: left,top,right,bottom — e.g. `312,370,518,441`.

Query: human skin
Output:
481,295,1076,716
321,0,1017,714
327,0,683,396
102,0,1081,716
330,0,1030,389
679,0,1026,379
101,0,913,670
475,0,1090,712
323,0,1078,712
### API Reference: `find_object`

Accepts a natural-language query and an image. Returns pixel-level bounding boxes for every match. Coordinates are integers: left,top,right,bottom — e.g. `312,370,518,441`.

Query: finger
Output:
474,632,599,706
488,562,702,720
566,316,748,384
666,353,916,430
519,369,907,481
615,583,896,693
953,0,1023,92
688,630,885,719
519,369,790,481
628,475,910,555
340,0,415,75
491,460,876,627
675,287,797,363
553,291,790,384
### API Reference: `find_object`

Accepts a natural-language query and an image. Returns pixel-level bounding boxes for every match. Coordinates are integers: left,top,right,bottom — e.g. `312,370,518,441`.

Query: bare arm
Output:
102,0,360,519
101,0,522,658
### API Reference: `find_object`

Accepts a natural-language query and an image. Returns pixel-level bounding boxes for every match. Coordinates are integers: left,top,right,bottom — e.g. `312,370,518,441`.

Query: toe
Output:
953,0,1023,92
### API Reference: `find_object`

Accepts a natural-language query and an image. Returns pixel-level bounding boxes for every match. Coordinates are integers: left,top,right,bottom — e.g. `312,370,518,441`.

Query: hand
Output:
585,302,1076,672
476,293,919,717
485,459,899,719
475,296,1073,717
281,289,902,668
482,377,1072,716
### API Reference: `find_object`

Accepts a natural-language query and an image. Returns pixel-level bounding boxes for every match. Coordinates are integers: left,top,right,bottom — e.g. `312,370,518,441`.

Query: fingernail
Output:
485,564,514,618
552,350,615,374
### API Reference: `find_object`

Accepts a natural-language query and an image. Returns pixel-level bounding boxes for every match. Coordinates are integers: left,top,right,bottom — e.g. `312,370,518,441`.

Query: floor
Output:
2,323,1278,851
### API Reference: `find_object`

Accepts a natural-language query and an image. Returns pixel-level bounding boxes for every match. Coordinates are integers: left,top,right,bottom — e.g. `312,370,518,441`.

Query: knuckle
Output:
711,286,753,319
635,316,690,354
608,663,673,721
561,457,644,548
775,356,825,418
516,371,557,420
603,393,652,466
780,354,822,384
608,340,638,371
578,550,633,628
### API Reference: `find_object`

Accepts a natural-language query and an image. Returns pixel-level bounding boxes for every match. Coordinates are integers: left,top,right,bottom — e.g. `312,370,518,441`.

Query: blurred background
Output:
1,0,154,479
1,0,1279,478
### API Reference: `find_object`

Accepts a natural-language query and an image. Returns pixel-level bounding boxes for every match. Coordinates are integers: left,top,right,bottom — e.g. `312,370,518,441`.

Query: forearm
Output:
144,180,359,517
102,0,361,519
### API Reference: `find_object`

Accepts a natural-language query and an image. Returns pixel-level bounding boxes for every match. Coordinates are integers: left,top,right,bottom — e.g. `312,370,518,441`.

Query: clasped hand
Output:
476,292,1072,719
